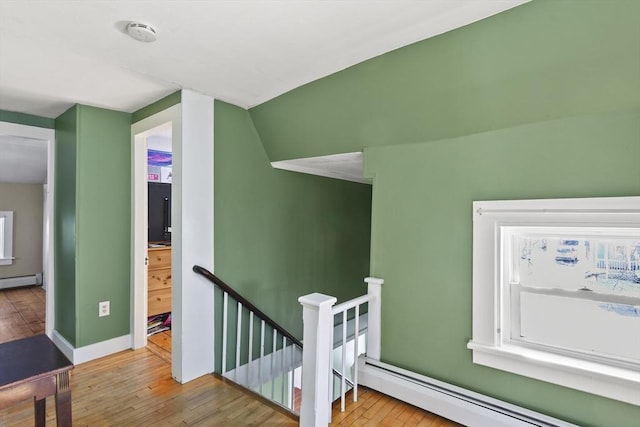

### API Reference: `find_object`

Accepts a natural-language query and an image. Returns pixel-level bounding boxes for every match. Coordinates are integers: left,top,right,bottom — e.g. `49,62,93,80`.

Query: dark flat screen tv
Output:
148,182,171,242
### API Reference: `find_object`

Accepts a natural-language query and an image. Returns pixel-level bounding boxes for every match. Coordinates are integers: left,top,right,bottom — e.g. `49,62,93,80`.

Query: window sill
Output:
467,340,640,405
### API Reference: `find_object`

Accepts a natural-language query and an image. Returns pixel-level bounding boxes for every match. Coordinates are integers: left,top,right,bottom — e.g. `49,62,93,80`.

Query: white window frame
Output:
0,211,14,266
467,196,640,405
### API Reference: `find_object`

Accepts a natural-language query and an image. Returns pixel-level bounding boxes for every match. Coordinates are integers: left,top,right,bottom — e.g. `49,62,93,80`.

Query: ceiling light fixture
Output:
126,22,157,43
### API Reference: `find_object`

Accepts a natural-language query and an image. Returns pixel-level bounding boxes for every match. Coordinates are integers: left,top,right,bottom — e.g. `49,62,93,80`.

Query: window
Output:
0,211,14,266
506,228,639,364
467,197,640,405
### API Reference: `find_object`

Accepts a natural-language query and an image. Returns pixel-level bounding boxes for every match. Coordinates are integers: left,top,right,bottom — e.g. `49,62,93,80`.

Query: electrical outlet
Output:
99,301,110,317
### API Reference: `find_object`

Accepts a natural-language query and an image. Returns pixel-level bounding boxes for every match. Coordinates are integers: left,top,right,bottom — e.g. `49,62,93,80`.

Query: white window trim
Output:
467,196,640,405
0,211,14,266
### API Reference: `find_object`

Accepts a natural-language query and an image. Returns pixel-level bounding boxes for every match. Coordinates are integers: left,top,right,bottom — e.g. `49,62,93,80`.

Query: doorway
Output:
145,123,173,362
132,112,178,353
0,122,55,342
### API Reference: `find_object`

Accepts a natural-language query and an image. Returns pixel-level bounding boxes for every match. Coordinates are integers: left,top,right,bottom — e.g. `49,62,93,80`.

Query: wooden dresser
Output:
147,246,172,316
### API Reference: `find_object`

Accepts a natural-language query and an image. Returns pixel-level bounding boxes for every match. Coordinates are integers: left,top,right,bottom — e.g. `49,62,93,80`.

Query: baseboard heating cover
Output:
0,273,42,290
357,357,579,427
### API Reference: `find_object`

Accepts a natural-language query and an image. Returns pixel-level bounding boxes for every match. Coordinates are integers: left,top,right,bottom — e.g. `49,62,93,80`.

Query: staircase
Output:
193,265,303,415
193,265,381,425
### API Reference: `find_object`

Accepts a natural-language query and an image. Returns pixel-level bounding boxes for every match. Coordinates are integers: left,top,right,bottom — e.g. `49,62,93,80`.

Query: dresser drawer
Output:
148,247,171,268
148,267,171,291
148,288,172,316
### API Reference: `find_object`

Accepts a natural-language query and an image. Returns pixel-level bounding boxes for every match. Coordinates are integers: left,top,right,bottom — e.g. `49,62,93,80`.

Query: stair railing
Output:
193,264,376,422
298,277,384,427
193,265,303,414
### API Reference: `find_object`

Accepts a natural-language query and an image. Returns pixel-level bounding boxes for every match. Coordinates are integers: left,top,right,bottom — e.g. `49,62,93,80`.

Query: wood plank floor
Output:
331,388,463,427
0,286,45,344
1,347,300,426
1,287,462,426
147,330,172,363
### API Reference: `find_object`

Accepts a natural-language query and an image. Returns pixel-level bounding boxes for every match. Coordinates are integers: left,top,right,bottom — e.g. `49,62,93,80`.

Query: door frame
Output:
131,105,181,350
0,121,55,337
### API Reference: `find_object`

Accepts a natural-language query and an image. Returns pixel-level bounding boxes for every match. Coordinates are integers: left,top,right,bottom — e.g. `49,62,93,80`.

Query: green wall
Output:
132,91,181,124
214,100,372,339
0,109,55,129
365,109,640,427
54,104,132,347
54,106,78,344
250,0,640,162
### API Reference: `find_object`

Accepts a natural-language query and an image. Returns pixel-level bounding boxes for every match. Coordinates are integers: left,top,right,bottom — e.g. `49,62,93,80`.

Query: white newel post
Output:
365,277,384,360
299,293,337,427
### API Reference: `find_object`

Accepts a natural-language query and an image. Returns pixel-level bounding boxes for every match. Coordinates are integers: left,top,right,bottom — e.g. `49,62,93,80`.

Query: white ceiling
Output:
0,0,529,119
0,135,47,184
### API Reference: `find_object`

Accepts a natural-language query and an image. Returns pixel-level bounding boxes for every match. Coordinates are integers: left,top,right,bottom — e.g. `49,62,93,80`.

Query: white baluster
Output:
328,313,334,424
353,304,360,402
281,336,286,403
248,311,254,386
288,367,294,410
211,290,216,372
222,292,228,374
259,320,265,395
272,329,277,400
341,309,347,412
236,302,242,380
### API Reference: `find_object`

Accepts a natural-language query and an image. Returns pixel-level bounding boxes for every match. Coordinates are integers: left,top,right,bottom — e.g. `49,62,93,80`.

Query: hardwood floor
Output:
1,347,299,426
147,330,172,363
0,287,461,426
0,286,45,344
331,388,463,427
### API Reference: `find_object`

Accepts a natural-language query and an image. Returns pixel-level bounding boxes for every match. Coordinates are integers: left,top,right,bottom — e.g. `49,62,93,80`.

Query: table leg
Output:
55,371,72,427
34,397,46,427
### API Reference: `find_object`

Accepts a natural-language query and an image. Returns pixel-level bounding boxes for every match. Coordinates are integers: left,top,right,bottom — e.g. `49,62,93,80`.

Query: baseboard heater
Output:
0,273,42,290
357,357,578,427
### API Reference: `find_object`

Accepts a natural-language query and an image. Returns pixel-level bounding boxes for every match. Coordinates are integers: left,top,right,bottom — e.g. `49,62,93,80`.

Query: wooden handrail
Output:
192,265,303,348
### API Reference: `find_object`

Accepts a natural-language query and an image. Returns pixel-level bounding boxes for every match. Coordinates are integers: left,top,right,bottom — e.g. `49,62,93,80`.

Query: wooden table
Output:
0,335,73,426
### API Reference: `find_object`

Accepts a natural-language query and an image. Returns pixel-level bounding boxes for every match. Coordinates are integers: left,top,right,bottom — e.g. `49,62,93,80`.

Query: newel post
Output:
299,293,337,427
365,277,384,360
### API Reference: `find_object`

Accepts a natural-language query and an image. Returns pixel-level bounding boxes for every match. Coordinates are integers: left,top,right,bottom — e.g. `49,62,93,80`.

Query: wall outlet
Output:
99,301,110,317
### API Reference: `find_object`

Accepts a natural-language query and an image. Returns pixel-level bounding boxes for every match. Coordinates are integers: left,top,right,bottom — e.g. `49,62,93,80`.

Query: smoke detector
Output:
127,22,157,43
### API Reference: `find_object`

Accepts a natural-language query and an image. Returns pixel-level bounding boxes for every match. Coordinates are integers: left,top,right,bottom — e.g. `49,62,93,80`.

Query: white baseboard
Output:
51,330,75,361
0,274,41,290
52,330,132,365
357,357,578,427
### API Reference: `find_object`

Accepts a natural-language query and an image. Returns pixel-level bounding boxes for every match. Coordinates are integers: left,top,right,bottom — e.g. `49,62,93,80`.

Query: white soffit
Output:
0,1,530,118
272,152,368,184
